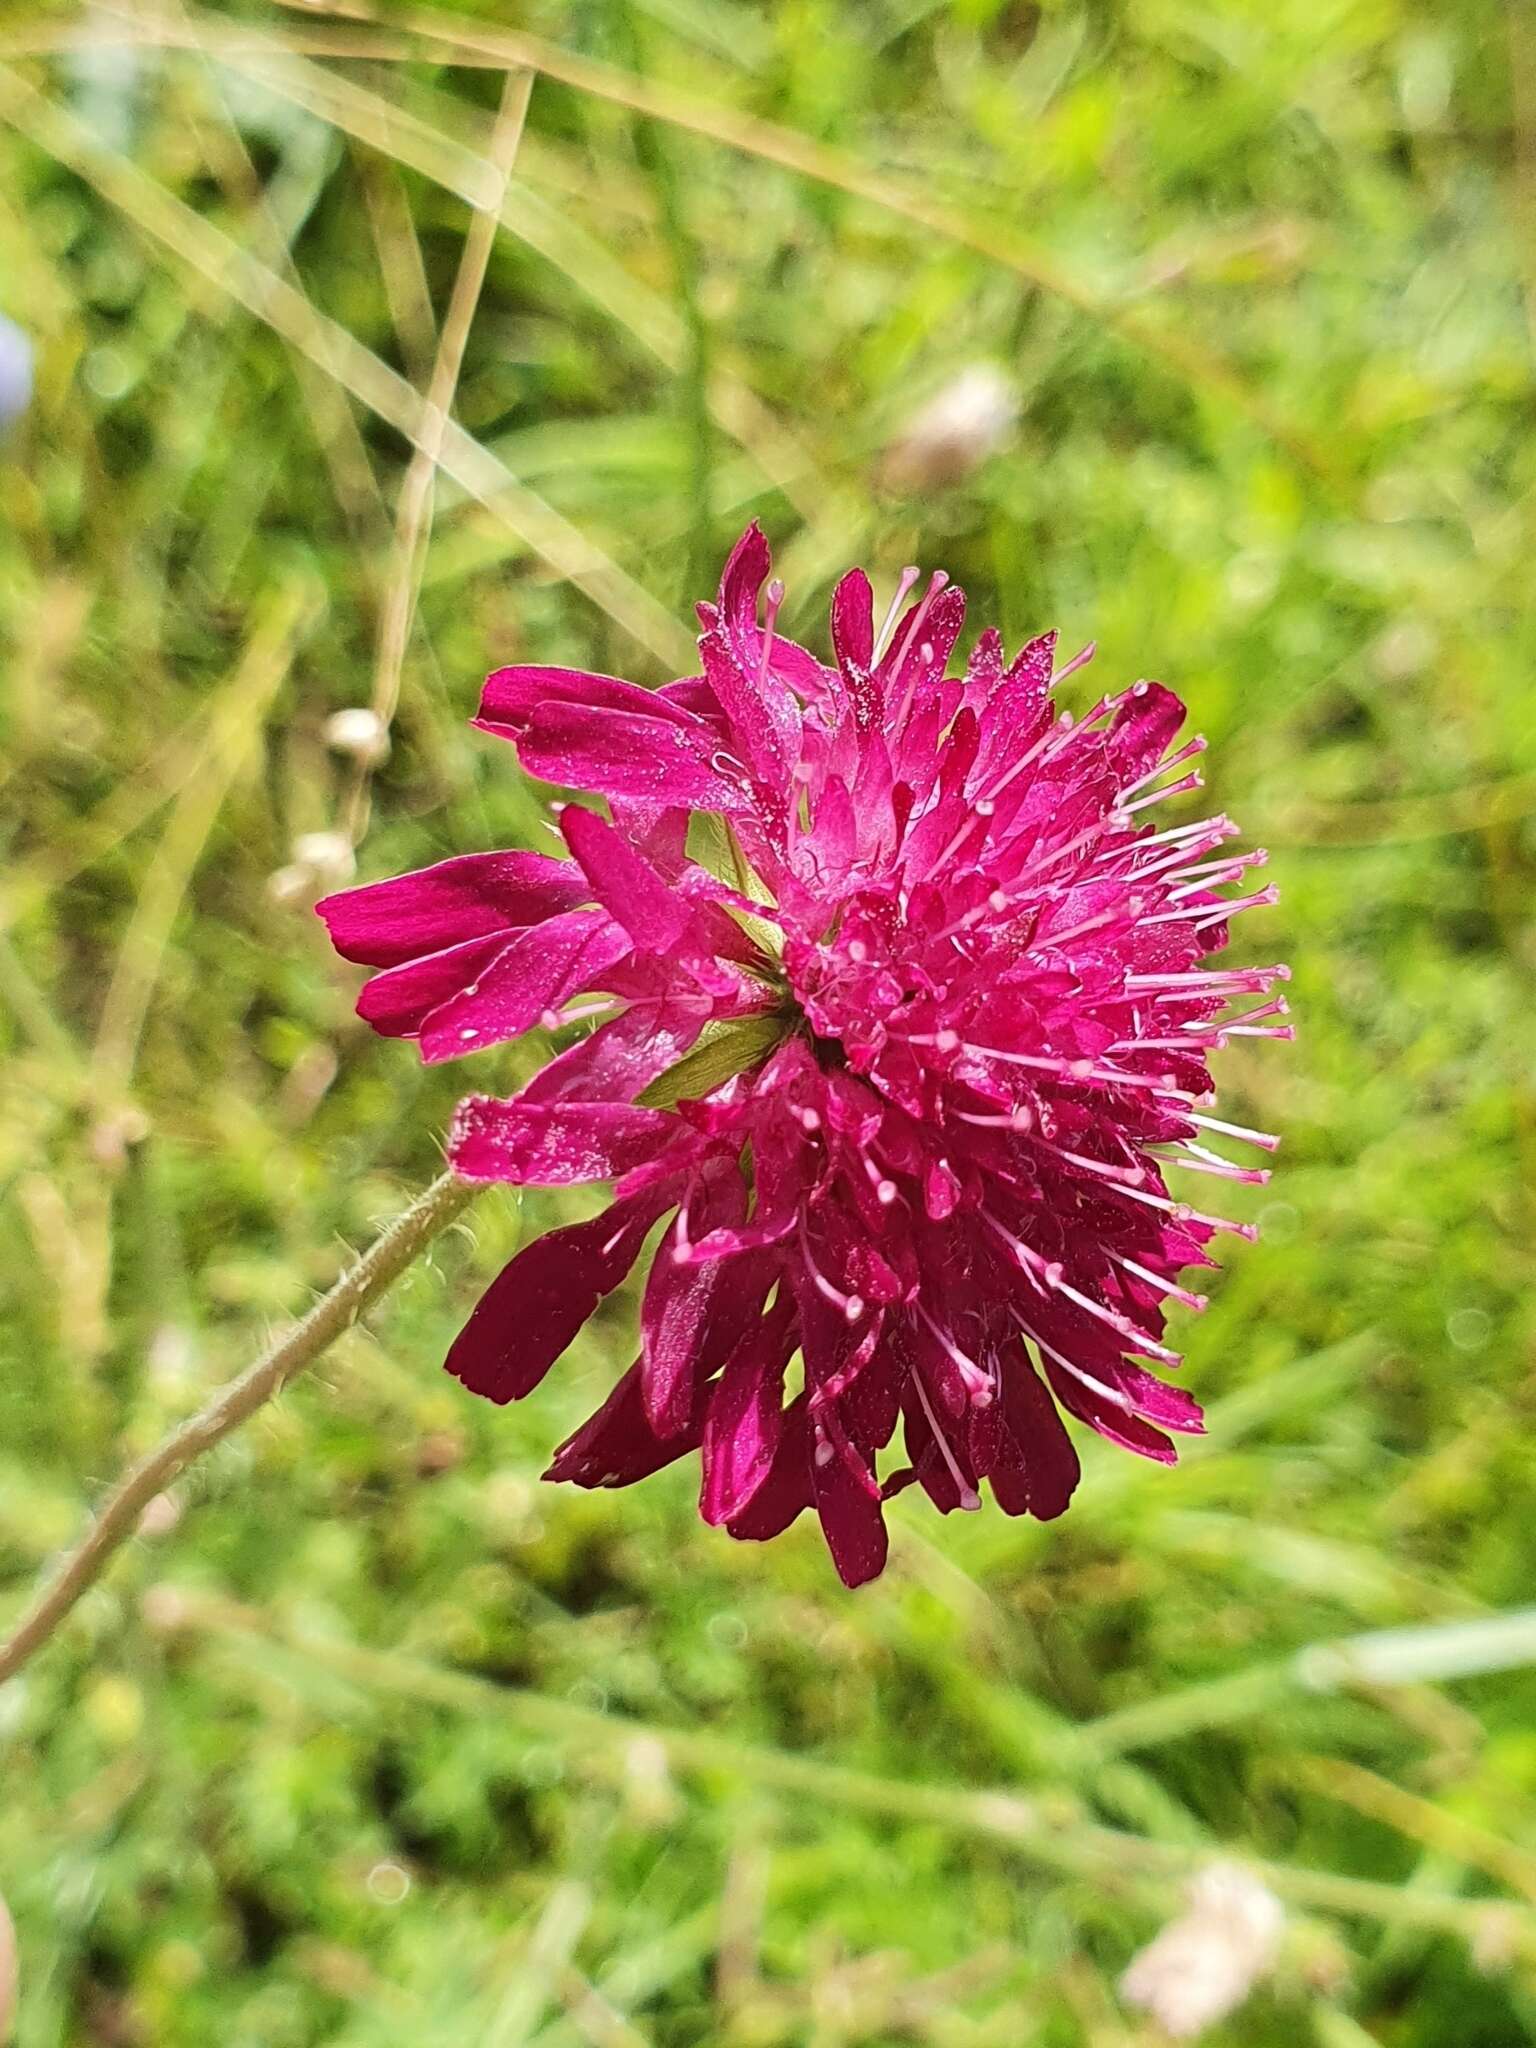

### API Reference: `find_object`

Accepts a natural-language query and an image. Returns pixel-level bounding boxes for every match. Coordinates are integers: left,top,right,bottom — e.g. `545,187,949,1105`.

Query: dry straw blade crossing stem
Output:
0,62,693,671
357,150,438,386
345,65,534,847
267,0,1346,497
142,0,395,570
9,10,841,529
246,38,838,528
0,1172,477,1689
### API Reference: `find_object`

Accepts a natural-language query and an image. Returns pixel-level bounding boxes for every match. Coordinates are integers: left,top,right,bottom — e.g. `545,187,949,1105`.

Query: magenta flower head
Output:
318,527,1289,1585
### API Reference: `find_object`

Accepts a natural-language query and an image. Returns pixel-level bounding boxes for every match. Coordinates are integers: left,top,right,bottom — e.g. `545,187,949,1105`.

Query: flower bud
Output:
292,830,356,883
880,363,1018,491
136,1491,183,1539
323,706,390,764
269,830,355,906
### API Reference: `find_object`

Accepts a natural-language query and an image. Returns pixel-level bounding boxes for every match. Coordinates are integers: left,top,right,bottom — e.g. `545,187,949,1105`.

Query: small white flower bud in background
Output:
366,1860,412,1905
1120,1862,1284,2039
1370,618,1436,683
1471,1905,1521,1976
879,362,1019,492
147,1323,195,1389
323,705,390,765
292,830,356,884
267,864,314,907
136,1490,183,1539
276,1041,339,1128
269,829,356,905
87,1104,152,1170
139,1584,190,1635
0,1885,17,2042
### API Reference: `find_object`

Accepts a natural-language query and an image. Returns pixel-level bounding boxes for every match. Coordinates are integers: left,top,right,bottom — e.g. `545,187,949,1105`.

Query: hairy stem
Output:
0,1171,477,1687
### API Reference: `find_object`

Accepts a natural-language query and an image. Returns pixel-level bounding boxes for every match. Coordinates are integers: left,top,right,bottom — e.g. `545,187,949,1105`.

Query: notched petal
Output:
445,1191,666,1404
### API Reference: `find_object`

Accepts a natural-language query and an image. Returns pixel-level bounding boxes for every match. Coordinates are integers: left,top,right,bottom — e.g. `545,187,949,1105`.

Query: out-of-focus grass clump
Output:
3,1,1536,2042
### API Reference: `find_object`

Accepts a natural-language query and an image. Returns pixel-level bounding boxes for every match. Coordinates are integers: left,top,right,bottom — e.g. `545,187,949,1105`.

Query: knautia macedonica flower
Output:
318,526,1289,1585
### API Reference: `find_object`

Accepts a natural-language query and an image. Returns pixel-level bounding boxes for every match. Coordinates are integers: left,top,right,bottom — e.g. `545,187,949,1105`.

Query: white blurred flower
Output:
140,1584,190,1635
1120,1862,1284,2039
292,830,356,882
366,1860,412,1905
136,1490,183,1539
268,865,315,907
87,1104,152,1169
270,829,356,904
147,1322,195,1388
881,363,1019,491
0,316,32,427
323,706,390,764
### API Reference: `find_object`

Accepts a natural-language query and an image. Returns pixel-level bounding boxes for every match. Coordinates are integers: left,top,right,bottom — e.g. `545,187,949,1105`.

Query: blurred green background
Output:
3,0,1536,2041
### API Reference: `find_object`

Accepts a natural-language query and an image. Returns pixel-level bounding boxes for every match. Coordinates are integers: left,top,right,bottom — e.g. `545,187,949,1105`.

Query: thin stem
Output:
1071,1607,1536,1762
0,1171,477,1687
343,65,533,846
621,2,713,601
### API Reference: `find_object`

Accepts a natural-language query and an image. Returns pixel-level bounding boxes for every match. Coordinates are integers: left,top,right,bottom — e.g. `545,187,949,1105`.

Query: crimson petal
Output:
355,933,510,1039
544,1360,706,1488
726,1396,814,1542
449,1098,678,1186
517,702,754,815
418,909,631,1064
317,849,588,968
445,1190,668,1404
699,1294,797,1525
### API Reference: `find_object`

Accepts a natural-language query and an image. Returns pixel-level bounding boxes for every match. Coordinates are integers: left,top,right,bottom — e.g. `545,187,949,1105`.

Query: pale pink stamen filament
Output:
1120,770,1205,816
1110,1251,1209,1312
872,565,922,667
1118,734,1207,802
890,571,950,732
1187,1111,1280,1151
909,1363,982,1510
755,576,785,698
